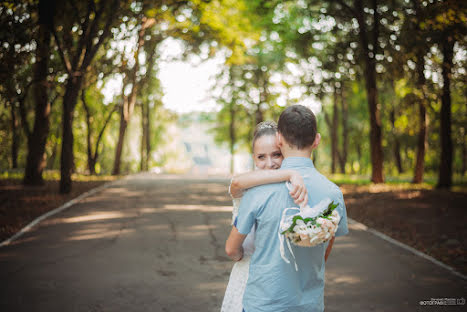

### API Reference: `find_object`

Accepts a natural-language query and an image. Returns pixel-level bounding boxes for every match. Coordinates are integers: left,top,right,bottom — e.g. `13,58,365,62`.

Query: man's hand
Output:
225,226,247,261
325,236,335,262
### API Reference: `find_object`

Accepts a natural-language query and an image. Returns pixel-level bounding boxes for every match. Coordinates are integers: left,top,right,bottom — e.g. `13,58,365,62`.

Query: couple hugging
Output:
221,105,349,312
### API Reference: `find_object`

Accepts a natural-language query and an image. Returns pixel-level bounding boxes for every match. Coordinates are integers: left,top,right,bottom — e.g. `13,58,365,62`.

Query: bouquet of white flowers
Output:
278,183,342,270
279,198,340,247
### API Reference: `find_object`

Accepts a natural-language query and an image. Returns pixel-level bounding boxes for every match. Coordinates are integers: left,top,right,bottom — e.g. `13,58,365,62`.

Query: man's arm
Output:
325,236,335,262
225,226,247,261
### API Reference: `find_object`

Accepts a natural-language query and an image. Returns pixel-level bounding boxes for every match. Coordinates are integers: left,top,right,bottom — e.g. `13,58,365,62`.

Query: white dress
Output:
221,197,256,312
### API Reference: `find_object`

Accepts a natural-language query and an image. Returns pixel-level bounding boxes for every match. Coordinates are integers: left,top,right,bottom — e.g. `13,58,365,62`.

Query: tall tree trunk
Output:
338,86,348,174
355,0,384,183
331,86,339,174
140,101,149,172
140,104,145,172
389,106,403,174
145,102,151,171
112,17,151,175
82,89,96,175
56,0,119,192
413,51,428,183
323,110,334,173
113,104,128,175
364,46,384,183
9,102,19,169
23,0,54,185
437,35,454,189
60,76,83,193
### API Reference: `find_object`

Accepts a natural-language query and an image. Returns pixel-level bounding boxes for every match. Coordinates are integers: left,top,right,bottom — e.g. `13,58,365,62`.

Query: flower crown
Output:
256,121,277,130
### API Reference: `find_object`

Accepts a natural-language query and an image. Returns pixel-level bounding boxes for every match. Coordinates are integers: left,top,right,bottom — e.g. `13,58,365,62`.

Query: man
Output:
225,105,349,312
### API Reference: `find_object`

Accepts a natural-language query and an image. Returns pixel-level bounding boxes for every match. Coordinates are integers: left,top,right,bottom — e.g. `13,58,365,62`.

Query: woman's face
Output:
253,134,283,170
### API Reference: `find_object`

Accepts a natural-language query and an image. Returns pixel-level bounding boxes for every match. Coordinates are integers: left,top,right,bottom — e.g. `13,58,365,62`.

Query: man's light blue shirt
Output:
236,157,349,312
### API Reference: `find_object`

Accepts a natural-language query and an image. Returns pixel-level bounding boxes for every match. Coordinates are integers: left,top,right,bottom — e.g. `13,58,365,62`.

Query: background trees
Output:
0,0,465,190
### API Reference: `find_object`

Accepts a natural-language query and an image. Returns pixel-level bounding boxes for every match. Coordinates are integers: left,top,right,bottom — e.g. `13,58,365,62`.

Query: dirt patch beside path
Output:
0,178,112,242
341,184,467,276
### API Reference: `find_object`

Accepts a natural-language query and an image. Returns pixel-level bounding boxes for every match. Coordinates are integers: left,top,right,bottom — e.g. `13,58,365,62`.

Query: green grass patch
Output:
0,169,119,182
328,173,466,192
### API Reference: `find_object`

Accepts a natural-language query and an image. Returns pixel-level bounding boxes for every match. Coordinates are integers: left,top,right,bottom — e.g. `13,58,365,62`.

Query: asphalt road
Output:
0,173,465,311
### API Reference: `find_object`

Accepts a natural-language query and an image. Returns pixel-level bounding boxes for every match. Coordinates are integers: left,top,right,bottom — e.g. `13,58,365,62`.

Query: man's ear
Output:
276,132,283,147
311,133,321,149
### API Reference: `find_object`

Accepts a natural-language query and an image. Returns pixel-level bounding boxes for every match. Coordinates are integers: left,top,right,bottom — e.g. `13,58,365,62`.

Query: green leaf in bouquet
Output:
322,201,339,217
281,215,304,234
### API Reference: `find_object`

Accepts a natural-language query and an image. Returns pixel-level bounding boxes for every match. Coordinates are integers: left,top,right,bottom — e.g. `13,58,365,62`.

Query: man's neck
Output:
282,149,313,159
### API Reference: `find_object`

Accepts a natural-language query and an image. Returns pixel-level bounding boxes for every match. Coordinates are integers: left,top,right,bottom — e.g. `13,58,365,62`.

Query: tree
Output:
112,12,155,175
22,0,55,184
81,88,118,175
51,0,122,192
423,0,467,188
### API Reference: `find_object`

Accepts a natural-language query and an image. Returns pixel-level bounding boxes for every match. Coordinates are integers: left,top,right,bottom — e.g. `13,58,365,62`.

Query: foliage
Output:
0,0,465,189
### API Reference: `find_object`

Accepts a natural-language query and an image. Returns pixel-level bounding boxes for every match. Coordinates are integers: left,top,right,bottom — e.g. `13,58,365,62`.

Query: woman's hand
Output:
229,179,243,198
288,172,308,207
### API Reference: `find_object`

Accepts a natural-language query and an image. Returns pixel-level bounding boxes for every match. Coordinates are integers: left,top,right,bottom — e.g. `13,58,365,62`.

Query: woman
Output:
221,121,308,312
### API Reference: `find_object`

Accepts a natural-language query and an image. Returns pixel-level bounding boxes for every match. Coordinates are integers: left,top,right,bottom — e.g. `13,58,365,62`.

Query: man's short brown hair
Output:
277,105,317,149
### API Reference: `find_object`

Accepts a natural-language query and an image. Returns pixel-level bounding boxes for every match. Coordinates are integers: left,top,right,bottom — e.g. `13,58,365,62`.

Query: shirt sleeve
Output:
334,191,349,237
235,188,261,235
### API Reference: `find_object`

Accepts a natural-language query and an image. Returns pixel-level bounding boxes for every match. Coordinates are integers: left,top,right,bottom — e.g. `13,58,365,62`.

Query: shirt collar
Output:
280,157,315,169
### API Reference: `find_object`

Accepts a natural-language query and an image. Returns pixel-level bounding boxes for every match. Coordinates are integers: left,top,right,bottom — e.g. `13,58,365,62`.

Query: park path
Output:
0,173,465,312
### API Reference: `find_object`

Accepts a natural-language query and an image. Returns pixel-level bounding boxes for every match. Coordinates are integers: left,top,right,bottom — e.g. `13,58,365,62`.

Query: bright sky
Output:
157,39,225,113
102,37,322,114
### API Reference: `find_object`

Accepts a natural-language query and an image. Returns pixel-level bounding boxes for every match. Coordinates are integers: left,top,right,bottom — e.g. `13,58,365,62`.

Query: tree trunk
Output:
59,75,83,193
112,17,149,175
140,101,149,172
338,86,348,174
437,36,454,189
413,51,428,183
389,107,403,174
331,86,339,174
82,89,96,175
140,105,145,172
365,58,384,182
23,0,54,185
145,101,151,171
355,0,384,183
113,104,128,175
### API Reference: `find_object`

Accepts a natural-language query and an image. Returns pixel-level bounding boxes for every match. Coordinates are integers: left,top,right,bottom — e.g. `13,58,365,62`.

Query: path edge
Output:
348,218,466,281
0,176,128,248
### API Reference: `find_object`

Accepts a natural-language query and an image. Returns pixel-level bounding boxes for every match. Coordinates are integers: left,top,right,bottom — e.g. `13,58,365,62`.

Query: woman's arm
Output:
230,170,308,206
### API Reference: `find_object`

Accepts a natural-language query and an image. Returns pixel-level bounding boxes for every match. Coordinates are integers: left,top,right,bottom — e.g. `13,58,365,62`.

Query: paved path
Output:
0,174,465,311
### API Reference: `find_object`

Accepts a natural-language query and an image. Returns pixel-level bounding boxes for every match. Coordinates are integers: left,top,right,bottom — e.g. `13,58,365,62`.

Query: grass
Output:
329,173,467,192
0,169,120,182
